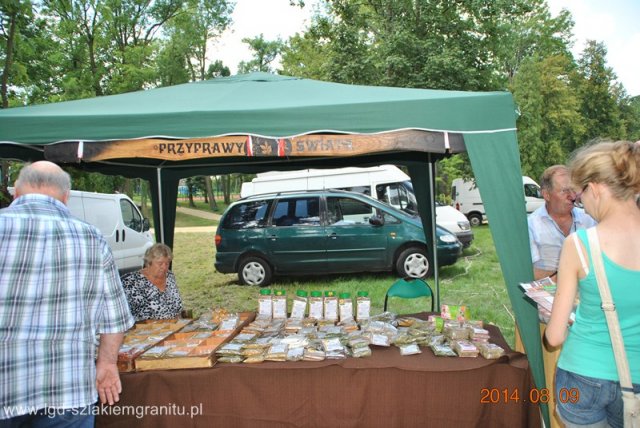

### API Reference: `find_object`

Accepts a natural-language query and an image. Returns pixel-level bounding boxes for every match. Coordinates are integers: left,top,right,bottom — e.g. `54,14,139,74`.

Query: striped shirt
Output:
0,194,134,419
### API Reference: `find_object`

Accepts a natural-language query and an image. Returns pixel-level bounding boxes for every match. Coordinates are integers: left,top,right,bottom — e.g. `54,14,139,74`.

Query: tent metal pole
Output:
156,168,165,244
429,161,440,310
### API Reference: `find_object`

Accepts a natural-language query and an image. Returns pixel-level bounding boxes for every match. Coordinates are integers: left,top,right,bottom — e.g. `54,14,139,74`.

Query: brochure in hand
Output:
520,277,576,324
519,277,556,313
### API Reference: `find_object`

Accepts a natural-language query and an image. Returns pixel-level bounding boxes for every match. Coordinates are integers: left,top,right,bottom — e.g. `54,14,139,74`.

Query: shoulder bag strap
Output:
586,227,634,390
572,233,589,276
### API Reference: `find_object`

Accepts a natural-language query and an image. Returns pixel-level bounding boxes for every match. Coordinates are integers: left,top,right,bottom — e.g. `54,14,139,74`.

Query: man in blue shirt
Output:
528,165,596,280
0,161,134,427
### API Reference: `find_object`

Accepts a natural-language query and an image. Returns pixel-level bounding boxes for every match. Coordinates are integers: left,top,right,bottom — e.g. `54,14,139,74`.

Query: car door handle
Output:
269,234,277,241
328,233,337,239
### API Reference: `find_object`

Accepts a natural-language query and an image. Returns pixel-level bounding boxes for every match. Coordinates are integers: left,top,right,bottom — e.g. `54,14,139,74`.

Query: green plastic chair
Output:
383,277,434,313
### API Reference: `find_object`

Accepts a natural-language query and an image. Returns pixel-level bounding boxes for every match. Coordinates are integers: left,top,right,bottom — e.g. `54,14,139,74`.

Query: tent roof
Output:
0,72,517,145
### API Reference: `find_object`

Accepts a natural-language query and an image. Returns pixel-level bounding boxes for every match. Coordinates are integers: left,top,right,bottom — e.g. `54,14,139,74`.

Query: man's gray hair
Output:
539,165,568,191
15,162,71,196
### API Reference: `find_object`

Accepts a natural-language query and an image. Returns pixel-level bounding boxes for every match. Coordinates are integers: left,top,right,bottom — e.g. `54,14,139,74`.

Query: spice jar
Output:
272,289,287,319
290,290,308,319
356,291,371,321
324,291,338,321
258,288,272,318
339,292,353,321
309,291,323,320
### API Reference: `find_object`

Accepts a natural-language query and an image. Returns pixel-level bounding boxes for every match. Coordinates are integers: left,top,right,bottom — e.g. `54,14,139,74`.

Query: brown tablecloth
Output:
97,315,541,428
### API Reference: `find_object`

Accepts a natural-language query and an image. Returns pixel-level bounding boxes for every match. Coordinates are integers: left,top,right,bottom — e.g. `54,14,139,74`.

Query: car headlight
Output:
458,221,470,231
439,234,458,243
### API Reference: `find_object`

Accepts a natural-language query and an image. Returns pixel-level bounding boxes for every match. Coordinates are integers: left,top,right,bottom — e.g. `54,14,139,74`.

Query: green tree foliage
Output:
576,40,625,141
1,0,59,106
206,60,230,78
493,0,573,85
281,0,572,91
3,0,234,102
157,0,233,83
511,55,585,179
237,33,285,73
624,96,640,142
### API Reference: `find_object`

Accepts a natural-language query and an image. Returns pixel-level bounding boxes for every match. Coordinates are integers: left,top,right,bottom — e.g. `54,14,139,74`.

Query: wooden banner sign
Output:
44,130,464,163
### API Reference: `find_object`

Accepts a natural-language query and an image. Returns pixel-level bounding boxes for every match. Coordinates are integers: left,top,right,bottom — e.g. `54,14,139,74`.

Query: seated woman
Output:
121,243,183,321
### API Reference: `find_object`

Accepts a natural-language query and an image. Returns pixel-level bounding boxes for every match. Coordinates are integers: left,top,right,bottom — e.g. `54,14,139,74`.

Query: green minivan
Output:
214,190,462,287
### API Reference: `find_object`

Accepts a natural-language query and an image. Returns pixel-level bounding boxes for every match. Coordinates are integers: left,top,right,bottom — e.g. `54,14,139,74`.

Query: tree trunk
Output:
139,179,150,218
122,179,133,199
223,175,231,204
204,176,217,211
0,160,12,208
1,12,17,108
188,183,196,208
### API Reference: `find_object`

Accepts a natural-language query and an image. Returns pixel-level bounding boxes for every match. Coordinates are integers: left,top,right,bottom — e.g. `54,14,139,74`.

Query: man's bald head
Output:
15,161,71,203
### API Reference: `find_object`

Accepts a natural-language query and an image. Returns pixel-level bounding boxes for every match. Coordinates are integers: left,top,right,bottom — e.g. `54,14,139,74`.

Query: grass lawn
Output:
172,224,517,348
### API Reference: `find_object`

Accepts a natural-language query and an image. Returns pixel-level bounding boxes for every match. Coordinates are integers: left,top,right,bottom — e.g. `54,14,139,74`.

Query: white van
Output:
9,187,153,273
240,165,474,247
451,176,544,226
66,191,154,273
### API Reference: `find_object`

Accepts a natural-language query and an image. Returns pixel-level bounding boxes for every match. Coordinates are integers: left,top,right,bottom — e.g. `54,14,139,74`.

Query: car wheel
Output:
468,213,482,227
396,247,431,278
238,256,272,287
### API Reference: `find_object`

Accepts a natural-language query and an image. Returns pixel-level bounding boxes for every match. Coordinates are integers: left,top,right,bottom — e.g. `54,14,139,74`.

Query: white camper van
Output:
240,165,474,247
451,176,544,226
9,187,154,273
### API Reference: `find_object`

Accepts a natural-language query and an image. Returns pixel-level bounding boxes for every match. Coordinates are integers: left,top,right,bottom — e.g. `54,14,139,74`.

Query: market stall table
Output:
97,318,541,428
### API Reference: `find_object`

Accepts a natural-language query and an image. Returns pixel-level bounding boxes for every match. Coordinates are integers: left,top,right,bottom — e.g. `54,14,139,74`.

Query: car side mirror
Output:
369,215,384,226
142,218,150,232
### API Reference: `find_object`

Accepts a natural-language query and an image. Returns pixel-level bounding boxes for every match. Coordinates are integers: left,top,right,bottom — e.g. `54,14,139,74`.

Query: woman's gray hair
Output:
143,243,173,267
15,161,71,197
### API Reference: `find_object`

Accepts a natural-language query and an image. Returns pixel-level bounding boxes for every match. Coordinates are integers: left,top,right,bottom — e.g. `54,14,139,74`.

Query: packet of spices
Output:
215,343,243,356
398,343,422,356
286,346,305,361
265,343,288,361
303,347,325,361
140,346,170,359
351,345,372,358
478,342,505,359
452,340,479,358
243,354,265,364
430,343,456,357
217,355,244,363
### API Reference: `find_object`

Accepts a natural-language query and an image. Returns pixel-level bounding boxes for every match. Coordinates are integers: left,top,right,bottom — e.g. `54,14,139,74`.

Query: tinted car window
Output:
524,183,541,198
273,197,320,227
382,211,401,224
120,199,143,231
327,197,377,225
223,200,271,229
376,182,418,214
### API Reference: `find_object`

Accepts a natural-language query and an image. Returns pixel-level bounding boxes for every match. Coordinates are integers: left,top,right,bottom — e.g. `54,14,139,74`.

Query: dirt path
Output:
176,206,221,221
149,207,220,234
173,226,216,233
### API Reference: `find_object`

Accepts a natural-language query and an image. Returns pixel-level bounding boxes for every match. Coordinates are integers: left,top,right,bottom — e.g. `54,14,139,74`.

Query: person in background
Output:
0,161,134,427
546,141,640,428
528,165,596,280
121,243,183,321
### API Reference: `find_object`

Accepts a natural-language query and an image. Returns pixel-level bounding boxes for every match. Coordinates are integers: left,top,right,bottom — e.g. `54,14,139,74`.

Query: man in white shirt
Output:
528,165,596,280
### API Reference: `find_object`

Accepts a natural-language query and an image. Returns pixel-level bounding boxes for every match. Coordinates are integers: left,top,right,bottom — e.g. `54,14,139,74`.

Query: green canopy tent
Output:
0,72,546,424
